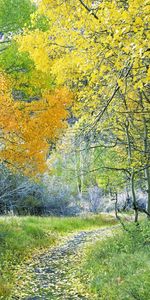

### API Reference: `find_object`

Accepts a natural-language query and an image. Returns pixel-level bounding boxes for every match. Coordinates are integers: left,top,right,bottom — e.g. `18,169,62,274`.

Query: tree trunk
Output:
139,93,150,218
143,116,150,218
74,145,83,202
125,122,138,222
114,192,128,231
146,167,150,217
131,171,138,223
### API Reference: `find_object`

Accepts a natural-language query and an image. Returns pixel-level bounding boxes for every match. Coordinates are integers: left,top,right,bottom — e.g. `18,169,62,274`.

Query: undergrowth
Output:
81,220,150,300
0,214,116,298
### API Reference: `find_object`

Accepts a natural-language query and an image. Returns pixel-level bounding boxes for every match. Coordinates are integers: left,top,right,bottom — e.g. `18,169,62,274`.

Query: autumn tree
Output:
0,0,73,177
0,0,149,217
16,0,149,217
0,73,72,175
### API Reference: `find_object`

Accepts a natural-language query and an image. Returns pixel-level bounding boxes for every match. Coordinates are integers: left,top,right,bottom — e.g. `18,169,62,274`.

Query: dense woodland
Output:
0,0,150,221
0,2,150,299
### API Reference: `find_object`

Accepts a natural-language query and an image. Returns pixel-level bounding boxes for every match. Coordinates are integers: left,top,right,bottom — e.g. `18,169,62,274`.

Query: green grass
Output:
80,220,150,300
0,214,116,299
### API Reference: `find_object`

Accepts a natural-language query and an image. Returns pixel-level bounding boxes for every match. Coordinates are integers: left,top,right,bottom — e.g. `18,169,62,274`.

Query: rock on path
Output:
12,226,117,300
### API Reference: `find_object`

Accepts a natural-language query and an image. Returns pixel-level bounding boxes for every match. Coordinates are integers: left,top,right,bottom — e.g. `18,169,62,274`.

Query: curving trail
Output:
12,226,117,300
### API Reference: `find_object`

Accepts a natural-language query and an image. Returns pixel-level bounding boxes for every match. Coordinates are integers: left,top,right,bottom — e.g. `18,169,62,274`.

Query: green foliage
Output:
17,196,42,214
0,41,34,73
93,147,126,192
31,15,50,32
0,41,55,100
0,0,54,104
0,215,116,298
0,0,35,33
81,220,150,299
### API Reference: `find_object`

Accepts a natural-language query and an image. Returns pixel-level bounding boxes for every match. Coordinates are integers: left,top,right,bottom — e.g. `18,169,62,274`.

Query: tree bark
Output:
146,167,150,217
140,93,150,218
131,171,138,223
125,122,138,222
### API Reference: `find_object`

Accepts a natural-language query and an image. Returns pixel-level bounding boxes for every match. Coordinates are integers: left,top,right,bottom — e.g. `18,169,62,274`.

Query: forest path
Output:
12,226,118,300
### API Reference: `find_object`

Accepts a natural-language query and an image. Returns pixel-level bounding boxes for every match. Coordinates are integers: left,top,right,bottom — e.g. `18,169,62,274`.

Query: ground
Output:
11,226,117,300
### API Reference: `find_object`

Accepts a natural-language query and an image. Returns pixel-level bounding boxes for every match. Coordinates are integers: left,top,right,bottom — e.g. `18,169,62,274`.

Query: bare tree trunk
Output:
115,192,118,219
125,122,138,222
115,192,128,231
143,116,150,218
131,171,138,223
146,167,150,218
79,136,84,201
74,145,83,202
140,93,150,218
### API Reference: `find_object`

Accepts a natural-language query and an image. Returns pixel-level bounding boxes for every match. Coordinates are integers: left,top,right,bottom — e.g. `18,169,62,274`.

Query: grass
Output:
80,220,150,300
0,214,116,299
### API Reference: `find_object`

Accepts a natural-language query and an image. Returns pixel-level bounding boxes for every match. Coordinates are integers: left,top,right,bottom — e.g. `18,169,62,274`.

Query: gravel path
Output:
12,226,117,300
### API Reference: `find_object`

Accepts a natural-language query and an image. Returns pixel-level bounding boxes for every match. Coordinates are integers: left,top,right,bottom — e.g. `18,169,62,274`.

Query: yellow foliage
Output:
2,0,149,175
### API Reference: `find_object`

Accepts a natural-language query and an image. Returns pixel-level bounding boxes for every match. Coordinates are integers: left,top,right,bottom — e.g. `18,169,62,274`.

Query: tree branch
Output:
79,0,99,20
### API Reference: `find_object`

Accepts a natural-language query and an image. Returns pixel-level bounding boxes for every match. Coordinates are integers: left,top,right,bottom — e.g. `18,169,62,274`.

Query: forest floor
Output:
1,215,149,300
0,215,116,299
11,225,118,300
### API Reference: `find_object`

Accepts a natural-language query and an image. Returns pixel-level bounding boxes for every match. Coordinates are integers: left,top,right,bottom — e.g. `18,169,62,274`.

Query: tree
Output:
0,0,149,217
0,73,72,175
17,0,148,218
0,0,35,34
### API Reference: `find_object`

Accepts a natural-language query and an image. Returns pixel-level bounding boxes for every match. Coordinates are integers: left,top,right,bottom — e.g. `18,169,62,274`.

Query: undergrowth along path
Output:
12,226,118,300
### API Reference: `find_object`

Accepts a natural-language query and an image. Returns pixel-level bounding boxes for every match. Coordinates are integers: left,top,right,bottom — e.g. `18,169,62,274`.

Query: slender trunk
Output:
131,171,138,222
146,167,150,217
143,115,150,218
74,144,83,202
125,122,138,222
115,192,118,219
125,121,132,165
79,136,84,201
139,92,150,217
9,199,14,215
115,192,128,231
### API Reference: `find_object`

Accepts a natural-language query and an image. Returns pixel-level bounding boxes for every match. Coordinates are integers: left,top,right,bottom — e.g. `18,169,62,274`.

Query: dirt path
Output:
12,226,118,300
